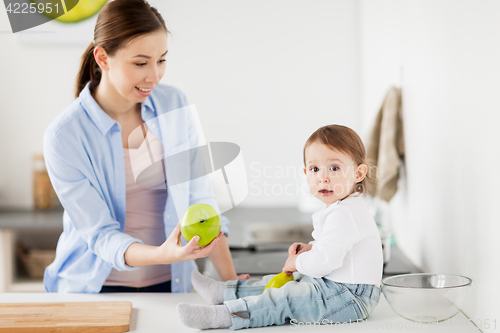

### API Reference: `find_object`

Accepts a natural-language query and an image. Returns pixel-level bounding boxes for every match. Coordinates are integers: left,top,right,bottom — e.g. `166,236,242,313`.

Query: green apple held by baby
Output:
263,272,295,292
263,244,301,292
180,203,221,246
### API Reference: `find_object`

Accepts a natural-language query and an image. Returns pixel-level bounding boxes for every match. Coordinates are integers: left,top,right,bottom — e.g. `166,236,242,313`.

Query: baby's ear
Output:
356,164,368,181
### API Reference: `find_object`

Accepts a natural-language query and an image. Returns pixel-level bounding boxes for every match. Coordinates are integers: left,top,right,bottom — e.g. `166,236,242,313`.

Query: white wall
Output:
0,21,84,208
155,0,361,207
359,0,500,324
0,0,360,209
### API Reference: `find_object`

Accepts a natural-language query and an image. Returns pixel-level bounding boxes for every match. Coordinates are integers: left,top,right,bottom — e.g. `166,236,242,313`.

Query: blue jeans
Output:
223,274,380,330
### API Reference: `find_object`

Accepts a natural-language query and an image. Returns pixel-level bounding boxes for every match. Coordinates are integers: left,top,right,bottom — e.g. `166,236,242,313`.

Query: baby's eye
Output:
330,165,340,171
309,166,319,172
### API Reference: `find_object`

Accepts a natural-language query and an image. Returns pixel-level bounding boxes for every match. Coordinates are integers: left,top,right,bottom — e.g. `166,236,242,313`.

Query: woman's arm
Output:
124,224,249,282
207,234,235,281
124,222,222,267
207,234,249,281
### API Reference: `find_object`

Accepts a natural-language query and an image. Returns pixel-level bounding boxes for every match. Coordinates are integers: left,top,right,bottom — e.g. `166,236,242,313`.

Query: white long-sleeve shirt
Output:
295,192,383,286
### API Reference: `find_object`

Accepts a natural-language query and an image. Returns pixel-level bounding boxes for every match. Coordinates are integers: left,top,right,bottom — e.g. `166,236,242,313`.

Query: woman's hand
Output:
288,242,312,255
156,222,222,264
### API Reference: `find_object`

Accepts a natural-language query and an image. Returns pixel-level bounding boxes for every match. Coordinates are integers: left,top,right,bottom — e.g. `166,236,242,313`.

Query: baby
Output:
177,124,384,330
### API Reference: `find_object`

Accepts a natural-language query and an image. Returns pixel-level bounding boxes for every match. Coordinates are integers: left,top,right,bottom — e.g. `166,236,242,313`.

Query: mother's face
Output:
100,30,168,104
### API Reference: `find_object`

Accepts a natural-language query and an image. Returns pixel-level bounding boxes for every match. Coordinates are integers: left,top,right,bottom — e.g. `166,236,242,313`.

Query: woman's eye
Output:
330,166,339,171
136,59,166,67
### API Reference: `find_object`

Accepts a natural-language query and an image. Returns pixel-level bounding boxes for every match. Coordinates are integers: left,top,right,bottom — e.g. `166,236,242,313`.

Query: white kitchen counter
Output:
0,292,480,332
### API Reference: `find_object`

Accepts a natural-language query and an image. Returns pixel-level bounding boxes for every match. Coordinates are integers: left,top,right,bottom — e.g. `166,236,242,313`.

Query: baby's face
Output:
304,141,364,206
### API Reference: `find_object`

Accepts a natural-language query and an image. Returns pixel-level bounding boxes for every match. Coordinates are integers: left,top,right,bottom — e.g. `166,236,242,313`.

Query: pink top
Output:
103,129,171,288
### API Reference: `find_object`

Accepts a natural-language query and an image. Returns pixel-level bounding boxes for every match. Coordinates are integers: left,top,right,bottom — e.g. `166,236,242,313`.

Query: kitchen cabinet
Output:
0,209,63,292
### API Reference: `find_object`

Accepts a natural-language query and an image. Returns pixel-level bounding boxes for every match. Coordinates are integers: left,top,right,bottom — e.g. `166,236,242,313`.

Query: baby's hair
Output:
303,124,376,196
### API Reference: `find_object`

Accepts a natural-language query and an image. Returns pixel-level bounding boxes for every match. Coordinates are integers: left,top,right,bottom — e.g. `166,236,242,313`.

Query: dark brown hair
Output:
303,124,377,196
75,0,168,98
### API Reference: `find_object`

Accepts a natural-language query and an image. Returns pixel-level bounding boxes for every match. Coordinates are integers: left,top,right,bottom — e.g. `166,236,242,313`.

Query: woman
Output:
43,0,246,293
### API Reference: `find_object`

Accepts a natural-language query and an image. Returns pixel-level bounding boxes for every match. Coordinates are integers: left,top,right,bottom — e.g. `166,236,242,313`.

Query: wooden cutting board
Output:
0,301,132,332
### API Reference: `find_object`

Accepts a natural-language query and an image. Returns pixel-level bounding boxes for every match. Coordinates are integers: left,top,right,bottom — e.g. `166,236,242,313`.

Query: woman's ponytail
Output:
75,42,101,98
73,0,168,99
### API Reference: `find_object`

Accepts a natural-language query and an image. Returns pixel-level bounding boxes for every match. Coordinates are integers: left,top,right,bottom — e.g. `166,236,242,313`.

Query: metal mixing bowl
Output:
382,273,472,322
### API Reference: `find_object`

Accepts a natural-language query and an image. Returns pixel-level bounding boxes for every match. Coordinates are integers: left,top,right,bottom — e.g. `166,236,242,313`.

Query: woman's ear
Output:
356,164,368,182
303,167,306,175
94,46,109,71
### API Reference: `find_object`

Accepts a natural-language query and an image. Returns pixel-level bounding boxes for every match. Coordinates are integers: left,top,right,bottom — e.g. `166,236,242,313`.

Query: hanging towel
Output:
366,86,405,202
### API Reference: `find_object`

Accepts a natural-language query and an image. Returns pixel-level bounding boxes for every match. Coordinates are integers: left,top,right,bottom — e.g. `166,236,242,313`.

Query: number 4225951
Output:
6,2,62,14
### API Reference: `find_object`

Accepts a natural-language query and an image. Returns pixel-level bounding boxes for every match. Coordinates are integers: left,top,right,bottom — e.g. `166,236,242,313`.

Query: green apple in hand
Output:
180,203,221,246
263,244,299,293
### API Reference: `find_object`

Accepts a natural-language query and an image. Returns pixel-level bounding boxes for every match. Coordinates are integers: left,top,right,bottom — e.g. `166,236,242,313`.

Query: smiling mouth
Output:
135,86,152,92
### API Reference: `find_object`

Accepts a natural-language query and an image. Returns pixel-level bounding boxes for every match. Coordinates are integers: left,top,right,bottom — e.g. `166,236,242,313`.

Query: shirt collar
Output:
317,191,363,213
140,92,156,121
79,82,156,135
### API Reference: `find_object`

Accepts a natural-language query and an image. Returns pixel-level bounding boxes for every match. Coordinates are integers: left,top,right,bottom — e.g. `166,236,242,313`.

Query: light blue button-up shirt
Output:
43,82,229,293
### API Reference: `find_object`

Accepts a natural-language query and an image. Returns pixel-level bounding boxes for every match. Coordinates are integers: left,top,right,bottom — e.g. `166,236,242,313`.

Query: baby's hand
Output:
288,242,312,255
282,254,298,274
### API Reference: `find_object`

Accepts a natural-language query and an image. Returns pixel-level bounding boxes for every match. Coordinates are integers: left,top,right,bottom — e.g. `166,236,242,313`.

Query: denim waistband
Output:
341,283,380,299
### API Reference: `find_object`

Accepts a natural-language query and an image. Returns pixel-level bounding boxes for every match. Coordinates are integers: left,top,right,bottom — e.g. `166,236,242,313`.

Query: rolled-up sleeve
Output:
296,207,360,278
43,130,143,272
